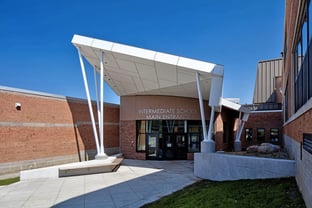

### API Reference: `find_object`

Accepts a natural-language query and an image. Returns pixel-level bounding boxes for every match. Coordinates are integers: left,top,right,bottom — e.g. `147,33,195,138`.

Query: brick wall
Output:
120,120,145,160
0,88,120,174
284,108,312,143
241,111,283,149
215,107,239,151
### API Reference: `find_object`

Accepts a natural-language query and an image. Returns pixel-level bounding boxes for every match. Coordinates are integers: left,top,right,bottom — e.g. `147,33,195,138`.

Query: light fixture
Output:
15,102,21,110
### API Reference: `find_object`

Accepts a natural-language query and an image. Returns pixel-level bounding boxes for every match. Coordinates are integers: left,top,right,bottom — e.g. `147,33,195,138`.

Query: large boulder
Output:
258,143,280,153
246,145,259,153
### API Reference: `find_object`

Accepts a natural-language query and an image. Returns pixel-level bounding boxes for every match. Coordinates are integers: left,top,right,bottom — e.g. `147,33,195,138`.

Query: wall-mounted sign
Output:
138,108,197,120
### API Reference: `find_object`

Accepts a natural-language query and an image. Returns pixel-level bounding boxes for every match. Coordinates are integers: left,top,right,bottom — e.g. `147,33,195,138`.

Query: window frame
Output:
245,128,253,142
256,128,265,142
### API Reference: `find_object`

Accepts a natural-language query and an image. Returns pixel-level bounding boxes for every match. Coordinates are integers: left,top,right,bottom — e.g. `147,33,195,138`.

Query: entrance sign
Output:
138,108,197,120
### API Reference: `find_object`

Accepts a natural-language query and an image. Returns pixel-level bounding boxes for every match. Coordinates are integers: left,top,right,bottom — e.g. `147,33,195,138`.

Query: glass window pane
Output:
302,21,308,56
174,120,185,133
245,128,253,142
137,134,146,151
257,128,265,141
188,134,200,152
270,128,279,143
146,120,161,133
136,120,146,134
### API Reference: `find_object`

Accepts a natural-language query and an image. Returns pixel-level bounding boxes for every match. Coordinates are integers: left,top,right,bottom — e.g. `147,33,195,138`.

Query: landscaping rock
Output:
246,143,281,154
258,143,281,153
247,145,259,153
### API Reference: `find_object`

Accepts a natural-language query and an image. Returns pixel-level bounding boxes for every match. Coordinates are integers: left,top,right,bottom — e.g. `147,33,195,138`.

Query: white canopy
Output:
72,34,223,103
72,34,227,154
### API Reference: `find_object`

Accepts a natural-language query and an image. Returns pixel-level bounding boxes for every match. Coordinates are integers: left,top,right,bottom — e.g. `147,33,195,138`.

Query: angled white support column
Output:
235,112,243,142
93,67,101,127
97,51,107,159
196,72,215,152
196,72,208,141
77,47,100,154
207,106,215,142
234,112,249,152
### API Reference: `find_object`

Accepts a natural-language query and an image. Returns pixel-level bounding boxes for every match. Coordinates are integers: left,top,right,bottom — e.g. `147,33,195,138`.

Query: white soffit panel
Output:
72,34,224,100
155,62,177,82
178,57,215,73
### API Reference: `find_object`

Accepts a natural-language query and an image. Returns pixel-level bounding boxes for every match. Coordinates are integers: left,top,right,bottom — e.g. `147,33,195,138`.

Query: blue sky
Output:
0,0,284,104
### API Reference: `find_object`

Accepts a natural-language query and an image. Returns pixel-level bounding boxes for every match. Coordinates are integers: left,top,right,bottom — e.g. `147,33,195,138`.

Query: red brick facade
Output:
282,0,312,141
214,107,239,152
0,89,120,166
120,95,240,159
120,120,145,160
284,108,312,142
282,1,312,206
241,111,283,149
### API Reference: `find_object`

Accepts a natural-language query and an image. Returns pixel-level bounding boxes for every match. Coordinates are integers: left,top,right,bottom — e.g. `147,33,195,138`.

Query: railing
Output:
244,103,282,111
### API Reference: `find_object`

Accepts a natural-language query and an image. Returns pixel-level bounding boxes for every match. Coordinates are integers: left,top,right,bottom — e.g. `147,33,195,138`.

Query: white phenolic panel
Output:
112,43,155,65
178,57,215,73
72,34,223,102
158,79,177,89
141,80,159,91
177,69,196,84
154,52,179,65
91,39,113,51
103,53,119,68
108,71,134,84
155,62,177,82
115,59,138,74
132,77,145,92
72,35,93,48
136,63,157,82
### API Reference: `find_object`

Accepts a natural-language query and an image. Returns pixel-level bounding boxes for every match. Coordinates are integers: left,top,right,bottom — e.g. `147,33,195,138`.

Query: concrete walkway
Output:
0,159,199,208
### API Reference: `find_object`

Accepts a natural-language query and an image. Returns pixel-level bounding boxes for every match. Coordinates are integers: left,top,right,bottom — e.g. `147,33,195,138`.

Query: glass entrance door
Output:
175,134,187,160
146,134,158,160
164,134,175,159
163,134,187,160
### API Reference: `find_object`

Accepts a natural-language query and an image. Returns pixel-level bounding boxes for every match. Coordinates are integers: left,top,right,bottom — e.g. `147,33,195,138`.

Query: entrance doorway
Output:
146,133,187,160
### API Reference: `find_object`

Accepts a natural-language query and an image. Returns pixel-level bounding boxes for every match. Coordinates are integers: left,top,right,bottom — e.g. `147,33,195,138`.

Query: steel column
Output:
77,47,100,153
99,51,105,156
207,106,215,141
196,72,208,141
93,67,101,130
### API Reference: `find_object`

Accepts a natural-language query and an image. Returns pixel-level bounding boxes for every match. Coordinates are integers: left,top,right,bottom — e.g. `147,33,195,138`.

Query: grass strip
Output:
0,177,20,186
142,178,305,208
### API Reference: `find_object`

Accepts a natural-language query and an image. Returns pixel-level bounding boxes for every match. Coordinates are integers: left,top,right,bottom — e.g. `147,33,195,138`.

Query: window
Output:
309,0,312,39
137,120,204,153
136,121,146,152
257,128,265,141
245,128,253,142
188,134,200,152
293,2,312,112
146,120,162,133
270,128,279,143
303,133,312,155
188,120,203,152
173,120,186,133
284,84,289,121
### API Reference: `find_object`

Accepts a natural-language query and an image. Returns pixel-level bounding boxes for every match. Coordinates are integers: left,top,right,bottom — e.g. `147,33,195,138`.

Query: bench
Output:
59,157,123,177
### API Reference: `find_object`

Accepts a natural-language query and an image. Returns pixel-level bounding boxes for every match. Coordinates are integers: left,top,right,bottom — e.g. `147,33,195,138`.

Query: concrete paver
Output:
0,159,199,208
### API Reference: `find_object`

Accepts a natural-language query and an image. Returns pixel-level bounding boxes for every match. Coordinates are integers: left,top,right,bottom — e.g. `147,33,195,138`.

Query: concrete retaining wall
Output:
284,135,312,208
194,152,295,181
0,147,119,178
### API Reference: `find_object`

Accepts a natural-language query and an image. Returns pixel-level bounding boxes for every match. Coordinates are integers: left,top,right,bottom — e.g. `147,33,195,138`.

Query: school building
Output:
0,1,312,206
